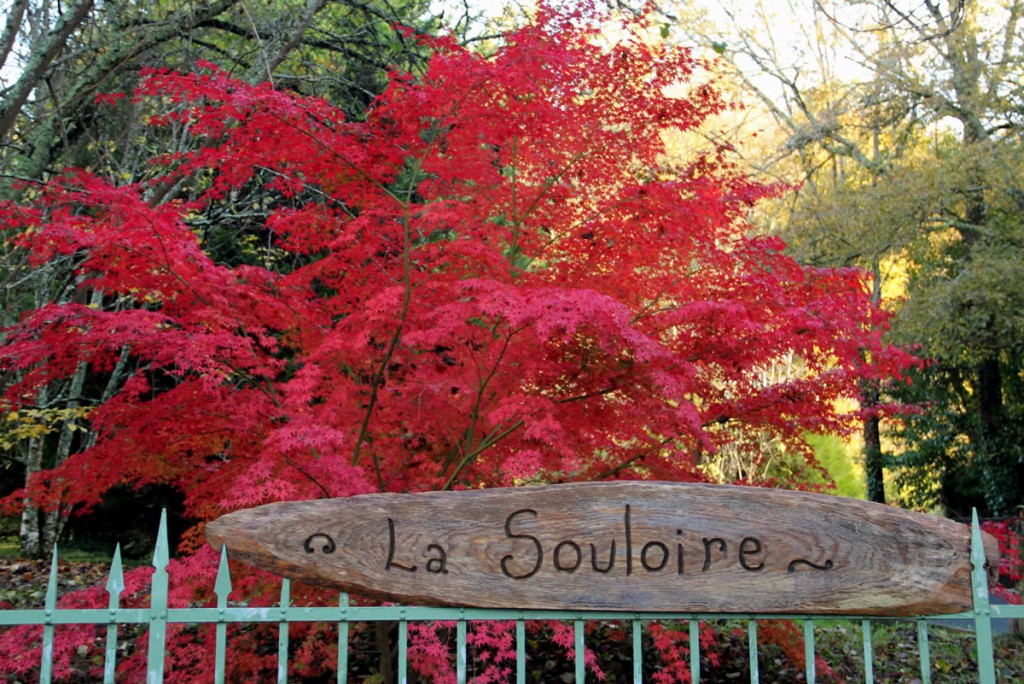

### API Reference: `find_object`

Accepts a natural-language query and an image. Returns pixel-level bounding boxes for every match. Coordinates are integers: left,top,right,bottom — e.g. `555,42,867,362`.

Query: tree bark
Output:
39,354,90,551
375,621,396,684
19,384,47,558
862,382,885,504
862,258,885,504
0,0,28,72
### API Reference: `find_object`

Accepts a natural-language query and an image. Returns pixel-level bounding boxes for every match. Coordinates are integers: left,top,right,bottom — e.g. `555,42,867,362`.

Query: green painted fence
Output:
1,510,1021,683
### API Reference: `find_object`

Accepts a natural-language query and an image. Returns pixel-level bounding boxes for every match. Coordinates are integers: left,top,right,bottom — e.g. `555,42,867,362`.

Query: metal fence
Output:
2,510,1022,683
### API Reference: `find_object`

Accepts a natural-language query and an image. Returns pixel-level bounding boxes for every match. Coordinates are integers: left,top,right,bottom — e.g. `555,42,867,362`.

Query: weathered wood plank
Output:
205,482,998,616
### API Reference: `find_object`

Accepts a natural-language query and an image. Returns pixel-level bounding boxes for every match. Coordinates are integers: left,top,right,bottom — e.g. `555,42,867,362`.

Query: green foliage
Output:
892,143,1024,358
889,357,1024,517
805,433,866,500
707,0,1024,513
776,88,1024,518
881,140,1024,517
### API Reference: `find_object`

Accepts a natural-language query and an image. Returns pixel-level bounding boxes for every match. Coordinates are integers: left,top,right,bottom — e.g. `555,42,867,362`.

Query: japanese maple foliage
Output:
1,3,911,680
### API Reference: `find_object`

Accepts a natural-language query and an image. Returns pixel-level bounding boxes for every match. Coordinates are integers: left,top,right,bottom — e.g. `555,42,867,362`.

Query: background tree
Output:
863,0,1024,517
688,0,1024,515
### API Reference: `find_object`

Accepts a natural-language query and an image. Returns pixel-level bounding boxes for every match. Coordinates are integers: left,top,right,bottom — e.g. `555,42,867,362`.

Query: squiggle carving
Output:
303,533,337,554
787,558,833,572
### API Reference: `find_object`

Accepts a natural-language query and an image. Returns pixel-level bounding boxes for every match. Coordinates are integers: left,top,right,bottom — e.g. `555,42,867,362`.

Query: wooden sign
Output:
206,482,997,616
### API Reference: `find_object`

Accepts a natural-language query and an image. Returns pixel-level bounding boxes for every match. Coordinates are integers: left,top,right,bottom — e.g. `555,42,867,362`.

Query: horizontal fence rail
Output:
2,511,1022,683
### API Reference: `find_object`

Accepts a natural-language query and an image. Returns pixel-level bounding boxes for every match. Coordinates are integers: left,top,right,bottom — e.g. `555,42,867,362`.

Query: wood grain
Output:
205,482,998,616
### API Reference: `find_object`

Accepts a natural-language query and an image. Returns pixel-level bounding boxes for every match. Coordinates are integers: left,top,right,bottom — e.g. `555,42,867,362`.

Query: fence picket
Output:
972,511,997,684
337,593,349,684
278,578,290,684
689,619,700,684
916,619,931,684
574,619,585,682
398,617,408,684
39,545,58,684
457,617,468,684
103,545,124,684
632,619,643,684
861,620,873,684
803,620,815,684
214,545,232,684
516,618,526,684
146,510,170,684
747,620,759,684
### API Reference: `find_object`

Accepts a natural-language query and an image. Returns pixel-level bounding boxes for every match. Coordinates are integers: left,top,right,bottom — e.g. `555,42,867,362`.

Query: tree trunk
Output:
375,621,396,684
39,291,100,551
0,0,28,72
37,359,88,551
862,381,885,504
862,260,885,504
18,440,44,557
976,354,1010,514
19,385,47,558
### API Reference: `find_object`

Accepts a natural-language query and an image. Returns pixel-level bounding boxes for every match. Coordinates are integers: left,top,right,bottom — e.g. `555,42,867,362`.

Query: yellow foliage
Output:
0,406,93,452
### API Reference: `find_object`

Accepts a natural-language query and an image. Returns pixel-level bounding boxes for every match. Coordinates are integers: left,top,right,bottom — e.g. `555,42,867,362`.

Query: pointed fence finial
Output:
44,544,59,615
106,544,125,602
214,545,232,684
104,544,124,684
215,544,232,602
152,509,169,571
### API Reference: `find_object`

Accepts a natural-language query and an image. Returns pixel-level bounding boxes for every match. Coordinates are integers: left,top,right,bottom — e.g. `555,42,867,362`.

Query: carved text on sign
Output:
303,503,834,581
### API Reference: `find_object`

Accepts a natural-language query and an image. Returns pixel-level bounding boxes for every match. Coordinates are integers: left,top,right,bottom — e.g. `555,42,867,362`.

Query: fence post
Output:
803,620,816,684
104,545,124,683
278,578,290,684
575,619,586,683
916,620,931,684
39,546,58,684
214,545,232,684
971,510,996,684
147,510,170,683
337,593,349,684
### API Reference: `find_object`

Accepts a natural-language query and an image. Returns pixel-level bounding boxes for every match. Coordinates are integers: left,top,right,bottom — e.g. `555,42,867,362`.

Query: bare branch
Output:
812,0,964,42
0,0,94,143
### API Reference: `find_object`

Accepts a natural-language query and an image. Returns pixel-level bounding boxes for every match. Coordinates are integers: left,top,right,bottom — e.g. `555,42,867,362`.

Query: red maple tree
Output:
0,5,910,680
